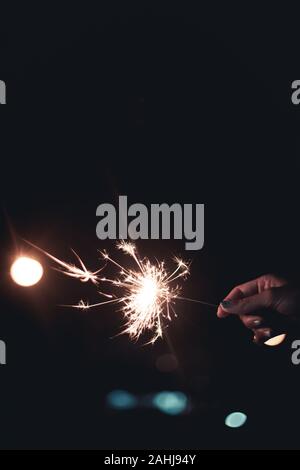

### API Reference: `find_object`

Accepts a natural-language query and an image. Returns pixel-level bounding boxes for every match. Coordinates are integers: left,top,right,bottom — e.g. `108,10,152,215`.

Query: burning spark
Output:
75,300,91,310
27,241,217,344
98,241,190,343
67,298,117,310
25,241,103,284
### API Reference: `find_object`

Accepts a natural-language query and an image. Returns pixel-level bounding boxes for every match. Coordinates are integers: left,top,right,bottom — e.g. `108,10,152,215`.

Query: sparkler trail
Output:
24,241,103,284
26,240,217,343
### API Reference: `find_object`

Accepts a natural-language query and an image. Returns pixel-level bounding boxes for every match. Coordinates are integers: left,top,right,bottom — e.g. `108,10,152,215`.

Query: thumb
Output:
220,289,278,316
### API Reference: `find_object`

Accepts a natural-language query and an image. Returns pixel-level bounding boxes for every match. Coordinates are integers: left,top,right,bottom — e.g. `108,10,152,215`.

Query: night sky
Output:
1,4,300,449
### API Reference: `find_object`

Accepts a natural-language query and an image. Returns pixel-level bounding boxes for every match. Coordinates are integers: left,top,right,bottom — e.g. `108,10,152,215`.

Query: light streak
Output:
25,241,103,284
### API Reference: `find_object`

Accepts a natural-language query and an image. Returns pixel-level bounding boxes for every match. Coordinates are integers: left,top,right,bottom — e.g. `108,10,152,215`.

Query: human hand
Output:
217,274,300,343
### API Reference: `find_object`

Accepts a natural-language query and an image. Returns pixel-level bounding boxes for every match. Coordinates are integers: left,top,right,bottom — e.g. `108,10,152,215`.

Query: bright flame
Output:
99,242,190,343
136,277,158,311
26,240,195,343
10,256,43,286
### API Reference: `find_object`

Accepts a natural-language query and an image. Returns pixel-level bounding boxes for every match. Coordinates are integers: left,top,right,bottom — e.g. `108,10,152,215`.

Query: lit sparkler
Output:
25,241,103,284
26,240,216,344
99,241,190,343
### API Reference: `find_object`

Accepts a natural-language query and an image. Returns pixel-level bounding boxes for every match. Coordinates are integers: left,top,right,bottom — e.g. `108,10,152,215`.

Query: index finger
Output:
217,278,260,318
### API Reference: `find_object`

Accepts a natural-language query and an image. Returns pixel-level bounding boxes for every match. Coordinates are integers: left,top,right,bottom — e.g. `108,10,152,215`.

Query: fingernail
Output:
221,300,233,309
263,329,272,338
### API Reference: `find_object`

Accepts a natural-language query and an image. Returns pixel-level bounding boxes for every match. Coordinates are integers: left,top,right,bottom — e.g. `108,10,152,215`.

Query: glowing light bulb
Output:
10,257,44,287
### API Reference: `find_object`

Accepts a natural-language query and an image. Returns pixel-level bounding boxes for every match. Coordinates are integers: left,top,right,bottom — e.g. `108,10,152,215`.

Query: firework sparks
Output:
99,241,190,343
26,240,217,344
27,240,190,343
25,241,103,284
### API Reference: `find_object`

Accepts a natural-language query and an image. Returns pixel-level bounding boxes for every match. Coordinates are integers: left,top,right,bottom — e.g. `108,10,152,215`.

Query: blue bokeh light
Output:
106,390,137,410
152,391,188,415
225,412,247,428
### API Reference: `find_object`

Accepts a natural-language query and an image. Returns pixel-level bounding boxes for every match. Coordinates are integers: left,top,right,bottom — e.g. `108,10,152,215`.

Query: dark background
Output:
1,4,300,449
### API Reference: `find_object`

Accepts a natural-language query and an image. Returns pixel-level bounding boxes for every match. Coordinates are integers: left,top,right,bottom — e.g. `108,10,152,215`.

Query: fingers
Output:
217,279,260,318
253,328,273,344
239,315,274,342
240,315,264,329
238,312,280,340
217,274,288,318
219,289,276,316
216,275,290,344
217,287,282,344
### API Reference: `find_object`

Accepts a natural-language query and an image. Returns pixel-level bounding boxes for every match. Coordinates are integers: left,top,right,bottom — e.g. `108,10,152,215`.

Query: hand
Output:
217,274,300,343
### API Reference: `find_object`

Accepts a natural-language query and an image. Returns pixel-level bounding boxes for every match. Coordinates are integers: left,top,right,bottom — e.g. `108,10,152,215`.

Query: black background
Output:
1,4,300,449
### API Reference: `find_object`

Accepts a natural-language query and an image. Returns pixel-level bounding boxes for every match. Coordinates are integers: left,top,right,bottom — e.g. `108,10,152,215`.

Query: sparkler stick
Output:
177,297,218,309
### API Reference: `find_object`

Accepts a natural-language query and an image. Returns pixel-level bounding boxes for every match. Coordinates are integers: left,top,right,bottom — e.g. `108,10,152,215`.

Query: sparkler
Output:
26,241,217,344
25,241,103,285
99,241,190,343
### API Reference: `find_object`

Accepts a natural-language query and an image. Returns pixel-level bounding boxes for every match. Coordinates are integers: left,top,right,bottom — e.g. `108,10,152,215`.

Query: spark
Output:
24,241,103,284
27,240,216,344
98,241,190,344
65,298,118,310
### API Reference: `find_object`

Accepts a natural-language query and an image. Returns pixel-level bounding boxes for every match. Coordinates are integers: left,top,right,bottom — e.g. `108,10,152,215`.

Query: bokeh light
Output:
10,256,44,287
264,334,287,347
106,390,137,410
225,412,247,428
152,391,188,415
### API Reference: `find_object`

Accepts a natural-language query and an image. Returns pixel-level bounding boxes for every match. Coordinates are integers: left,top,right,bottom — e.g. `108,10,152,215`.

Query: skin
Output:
217,274,300,344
